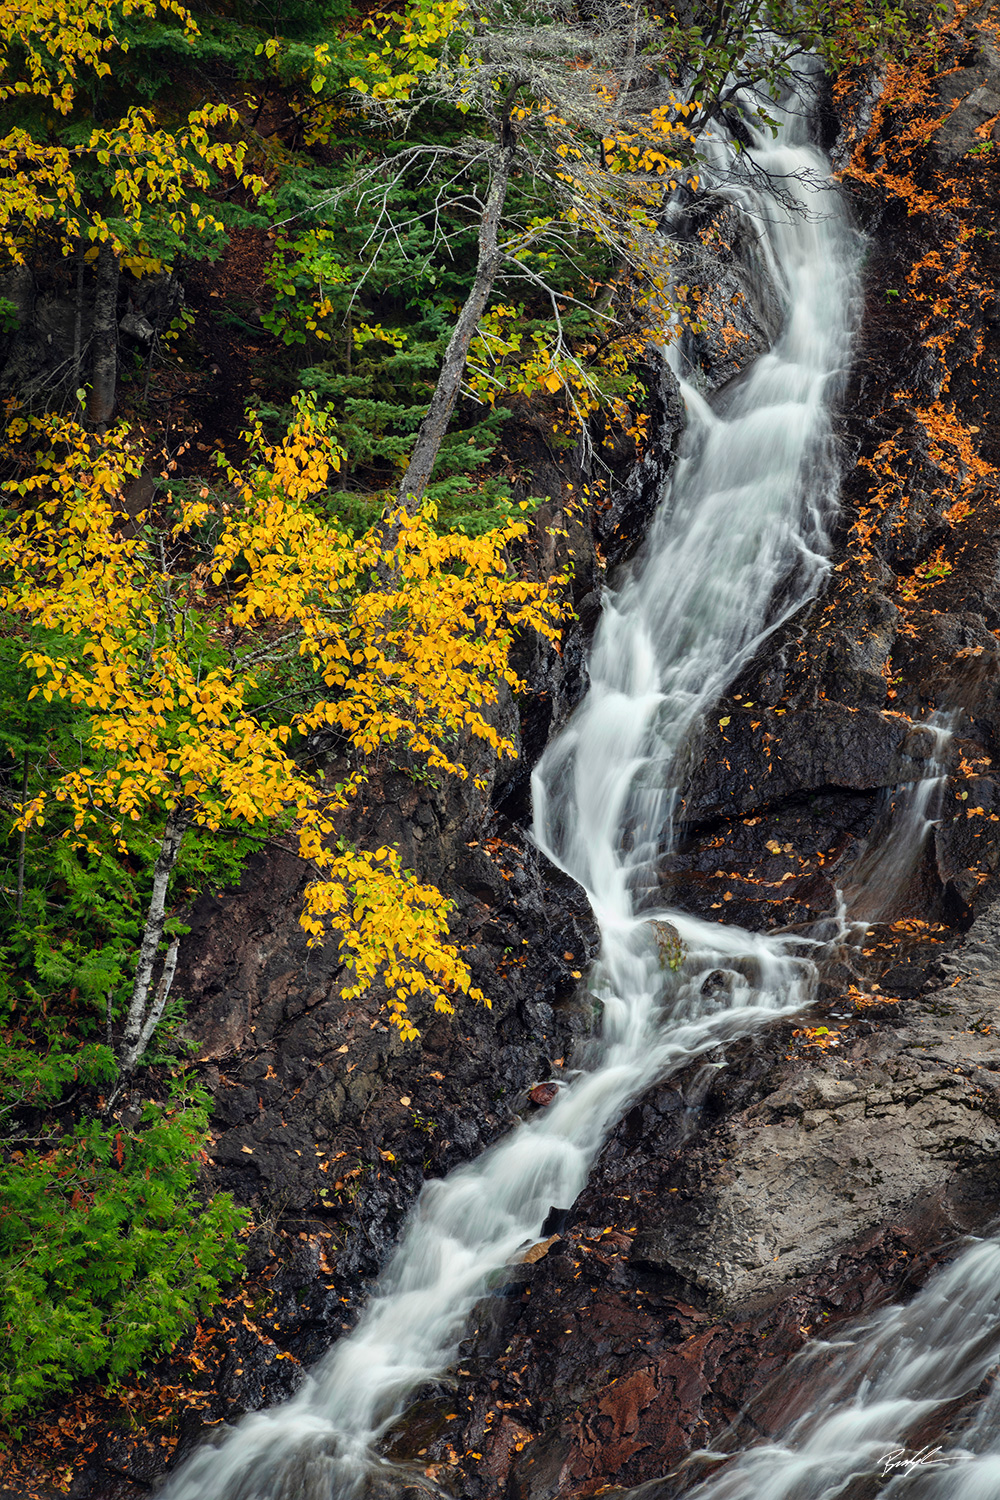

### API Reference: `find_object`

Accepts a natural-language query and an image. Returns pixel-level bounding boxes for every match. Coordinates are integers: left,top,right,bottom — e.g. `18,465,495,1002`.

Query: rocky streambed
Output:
406,907,1000,1499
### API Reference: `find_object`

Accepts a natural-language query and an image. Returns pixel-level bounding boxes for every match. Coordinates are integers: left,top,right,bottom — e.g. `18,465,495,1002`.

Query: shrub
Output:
0,1078,247,1423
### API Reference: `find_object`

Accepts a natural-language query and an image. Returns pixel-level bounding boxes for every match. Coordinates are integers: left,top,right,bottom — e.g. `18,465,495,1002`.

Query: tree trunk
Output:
87,241,120,432
118,808,189,1074
72,239,85,409
396,143,516,514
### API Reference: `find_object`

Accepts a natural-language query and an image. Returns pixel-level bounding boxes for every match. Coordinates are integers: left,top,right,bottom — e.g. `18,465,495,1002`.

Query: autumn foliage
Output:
823,12,1000,635
0,0,262,263
2,399,564,1042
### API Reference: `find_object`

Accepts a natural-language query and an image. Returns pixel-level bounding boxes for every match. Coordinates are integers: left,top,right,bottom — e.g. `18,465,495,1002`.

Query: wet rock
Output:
652,920,683,969
677,201,785,392
401,900,1000,1500
681,702,909,825
626,917,1000,1311
593,353,687,574
362,1472,443,1500
529,1082,560,1107
540,1206,572,1236
932,35,1000,163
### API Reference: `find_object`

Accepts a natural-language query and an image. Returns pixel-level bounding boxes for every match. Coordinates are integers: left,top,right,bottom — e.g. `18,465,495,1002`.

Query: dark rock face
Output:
681,702,911,823
180,778,600,1246
930,30,1000,165
677,201,786,393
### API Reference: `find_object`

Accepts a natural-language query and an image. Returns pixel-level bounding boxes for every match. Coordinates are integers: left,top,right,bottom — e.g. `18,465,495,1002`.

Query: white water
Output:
841,711,955,924
647,1233,1000,1500
160,69,862,1500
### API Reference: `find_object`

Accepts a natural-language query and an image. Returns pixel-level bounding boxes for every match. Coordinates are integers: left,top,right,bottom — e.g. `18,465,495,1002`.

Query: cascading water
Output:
159,63,861,1500
840,710,955,924
632,1232,1000,1500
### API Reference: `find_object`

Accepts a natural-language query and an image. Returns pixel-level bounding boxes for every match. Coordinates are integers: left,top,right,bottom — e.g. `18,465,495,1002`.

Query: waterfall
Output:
643,1233,1000,1500
840,710,955,924
158,62,861,1500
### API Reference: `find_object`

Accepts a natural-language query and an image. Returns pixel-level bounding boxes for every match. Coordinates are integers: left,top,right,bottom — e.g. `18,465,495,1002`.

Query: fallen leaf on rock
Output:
529,1082,559,1106
522,1234,560,1264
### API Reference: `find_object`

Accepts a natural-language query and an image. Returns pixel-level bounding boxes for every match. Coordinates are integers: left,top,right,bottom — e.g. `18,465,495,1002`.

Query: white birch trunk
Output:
118,808,188,1074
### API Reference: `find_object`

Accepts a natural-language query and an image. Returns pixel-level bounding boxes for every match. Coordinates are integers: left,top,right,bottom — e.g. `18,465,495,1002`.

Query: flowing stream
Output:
841,710,955,924
635,1232,1000,1500
162,66,866,1500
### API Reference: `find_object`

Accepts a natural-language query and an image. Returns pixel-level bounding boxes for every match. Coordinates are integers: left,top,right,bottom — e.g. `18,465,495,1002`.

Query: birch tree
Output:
1,399,565,1073
341,0,701,511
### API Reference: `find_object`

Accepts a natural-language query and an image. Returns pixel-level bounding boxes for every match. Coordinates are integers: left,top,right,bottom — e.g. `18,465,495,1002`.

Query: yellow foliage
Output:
1,402,564,1035
466,296,668,446
0,0,195,115
347,0,471,102
0,0,264,262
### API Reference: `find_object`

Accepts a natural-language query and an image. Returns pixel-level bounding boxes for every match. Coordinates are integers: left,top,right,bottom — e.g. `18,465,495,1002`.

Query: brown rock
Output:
529,1082,559,1106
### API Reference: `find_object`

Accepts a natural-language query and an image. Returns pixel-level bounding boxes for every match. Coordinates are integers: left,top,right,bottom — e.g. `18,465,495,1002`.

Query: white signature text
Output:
880,1445,948,1476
